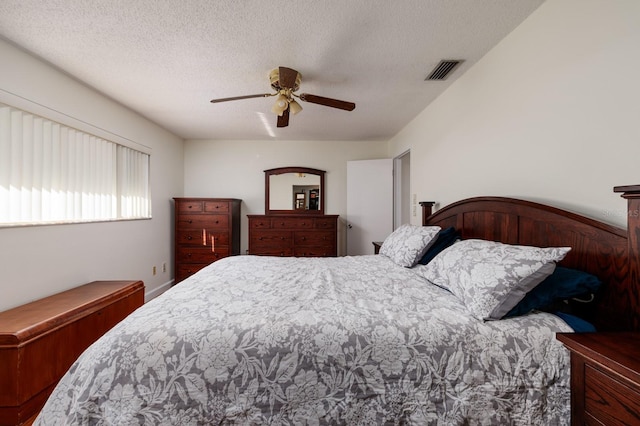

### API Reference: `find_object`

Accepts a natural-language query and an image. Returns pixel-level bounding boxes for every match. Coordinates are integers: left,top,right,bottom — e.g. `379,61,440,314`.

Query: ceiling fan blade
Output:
210,93,272,103
277,106,290,128
279,67,299,89
299,93,356,111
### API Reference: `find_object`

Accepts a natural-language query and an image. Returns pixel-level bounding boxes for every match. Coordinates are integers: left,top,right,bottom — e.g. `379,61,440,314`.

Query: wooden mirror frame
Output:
265,167,325,215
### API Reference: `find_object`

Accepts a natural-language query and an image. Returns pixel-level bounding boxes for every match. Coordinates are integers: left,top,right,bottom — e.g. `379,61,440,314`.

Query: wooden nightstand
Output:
557,332,640,425
373,241,383,254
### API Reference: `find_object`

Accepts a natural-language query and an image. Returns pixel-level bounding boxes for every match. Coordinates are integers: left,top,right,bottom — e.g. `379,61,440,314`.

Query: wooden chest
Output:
173,198,241,283
0,280,144,425
248,214,338,257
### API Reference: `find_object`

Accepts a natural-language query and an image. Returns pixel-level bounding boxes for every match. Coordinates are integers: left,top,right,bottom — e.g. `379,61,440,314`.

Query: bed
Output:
35,185,640,425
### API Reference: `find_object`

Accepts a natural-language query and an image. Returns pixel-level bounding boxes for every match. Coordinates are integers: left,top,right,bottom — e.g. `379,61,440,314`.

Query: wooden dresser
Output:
0,280,144,425
248,214,338,257
173,198,241,283
557,332,640,425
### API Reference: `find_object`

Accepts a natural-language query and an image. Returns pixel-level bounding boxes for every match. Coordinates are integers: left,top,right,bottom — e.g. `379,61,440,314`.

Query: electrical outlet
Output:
162,262,167,273
413,205,417,216
413,193,417,205
152,266,157,275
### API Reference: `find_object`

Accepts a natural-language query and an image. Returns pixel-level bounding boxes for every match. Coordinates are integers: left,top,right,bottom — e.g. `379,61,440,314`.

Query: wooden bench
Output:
0,280,144,425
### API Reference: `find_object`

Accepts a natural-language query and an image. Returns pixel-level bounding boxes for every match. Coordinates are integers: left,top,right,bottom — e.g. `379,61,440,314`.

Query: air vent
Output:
425,60,463,81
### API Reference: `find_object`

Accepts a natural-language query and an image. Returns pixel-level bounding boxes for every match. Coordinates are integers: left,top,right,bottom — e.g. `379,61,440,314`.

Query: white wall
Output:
183,139,389,254
389,0,640,229
0,39,184,311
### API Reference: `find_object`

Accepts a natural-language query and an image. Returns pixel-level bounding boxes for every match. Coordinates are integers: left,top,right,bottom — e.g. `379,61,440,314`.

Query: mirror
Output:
265,167,325,215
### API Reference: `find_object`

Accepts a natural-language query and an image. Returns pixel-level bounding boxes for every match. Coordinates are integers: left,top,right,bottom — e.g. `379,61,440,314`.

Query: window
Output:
0,102,151,226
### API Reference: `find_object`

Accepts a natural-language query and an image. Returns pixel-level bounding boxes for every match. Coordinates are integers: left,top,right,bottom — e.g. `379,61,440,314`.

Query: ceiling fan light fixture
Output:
271,93,289,116
289,99,302,115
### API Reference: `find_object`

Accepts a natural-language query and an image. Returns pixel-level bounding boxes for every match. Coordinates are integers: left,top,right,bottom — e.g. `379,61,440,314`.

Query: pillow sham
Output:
505,266,602,317
418,239,571,320
417,226,459,265
379,224,441,267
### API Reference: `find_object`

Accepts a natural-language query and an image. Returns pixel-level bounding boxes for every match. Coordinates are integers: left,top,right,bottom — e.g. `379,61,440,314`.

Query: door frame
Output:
393,150,410,230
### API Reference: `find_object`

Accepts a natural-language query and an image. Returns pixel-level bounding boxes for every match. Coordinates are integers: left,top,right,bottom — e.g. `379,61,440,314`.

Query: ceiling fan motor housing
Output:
270,67,301,91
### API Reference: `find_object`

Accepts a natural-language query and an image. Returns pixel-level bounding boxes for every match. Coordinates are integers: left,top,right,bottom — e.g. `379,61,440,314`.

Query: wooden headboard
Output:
420,185,640,332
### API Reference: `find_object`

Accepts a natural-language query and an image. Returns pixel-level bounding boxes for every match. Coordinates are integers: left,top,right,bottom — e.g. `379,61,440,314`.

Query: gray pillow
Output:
379,224,441,267
417,239,571,320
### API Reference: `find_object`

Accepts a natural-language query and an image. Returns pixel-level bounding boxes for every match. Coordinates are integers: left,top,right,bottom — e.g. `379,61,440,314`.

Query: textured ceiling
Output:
0,0,544,141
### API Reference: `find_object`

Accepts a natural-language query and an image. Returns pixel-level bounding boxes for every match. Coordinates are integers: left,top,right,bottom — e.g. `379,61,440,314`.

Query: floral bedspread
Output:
36,255,571,425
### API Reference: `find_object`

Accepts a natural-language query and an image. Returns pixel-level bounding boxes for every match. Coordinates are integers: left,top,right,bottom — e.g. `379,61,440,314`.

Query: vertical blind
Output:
0,102,151,226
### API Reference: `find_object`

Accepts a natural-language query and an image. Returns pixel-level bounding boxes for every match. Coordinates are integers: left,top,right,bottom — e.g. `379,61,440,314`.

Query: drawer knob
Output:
188,205,193,209
187,236,193,240
187,253,192,257
188,220,192,224
301,236,306,240
215,220,219,224
258,237,263,240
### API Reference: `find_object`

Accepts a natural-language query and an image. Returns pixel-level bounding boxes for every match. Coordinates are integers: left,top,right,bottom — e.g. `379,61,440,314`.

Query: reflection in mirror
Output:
265,167,325,215
269,174,320,210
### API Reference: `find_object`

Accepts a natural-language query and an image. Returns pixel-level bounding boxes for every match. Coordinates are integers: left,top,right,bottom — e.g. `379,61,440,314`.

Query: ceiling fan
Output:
210,67,356,128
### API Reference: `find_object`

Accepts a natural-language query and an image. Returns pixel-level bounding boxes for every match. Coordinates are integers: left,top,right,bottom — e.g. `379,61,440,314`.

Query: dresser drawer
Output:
177,246,229,263
250,218,272,229
294,230,335,247
204,201,229,213
176,200,204,213
585,364,640,425
177,263,209,282
272,218,314,229
176,230,229,246
314,217,337,229
176,214,229,230
251,230,293,248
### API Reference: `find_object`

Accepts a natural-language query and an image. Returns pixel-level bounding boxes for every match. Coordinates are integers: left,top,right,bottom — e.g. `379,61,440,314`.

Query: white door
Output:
346,159,393,255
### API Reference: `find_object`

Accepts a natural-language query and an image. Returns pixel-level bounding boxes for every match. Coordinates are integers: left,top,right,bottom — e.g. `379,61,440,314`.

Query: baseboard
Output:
145,279,174,302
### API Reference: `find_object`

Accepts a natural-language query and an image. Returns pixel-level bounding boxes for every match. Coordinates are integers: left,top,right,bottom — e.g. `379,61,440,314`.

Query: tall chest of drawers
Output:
174,198,241,283
248,214,338,257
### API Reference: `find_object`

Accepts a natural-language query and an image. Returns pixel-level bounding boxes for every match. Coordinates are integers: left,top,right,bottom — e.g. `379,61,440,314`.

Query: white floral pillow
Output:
379,224,441,267
417,239,571,320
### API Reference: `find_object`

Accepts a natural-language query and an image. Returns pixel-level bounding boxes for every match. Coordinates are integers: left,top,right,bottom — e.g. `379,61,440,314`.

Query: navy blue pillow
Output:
506,266,602,317
417,227,459,265
554,311,596,332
